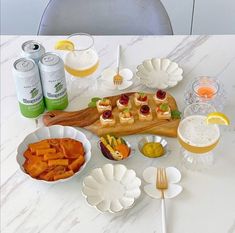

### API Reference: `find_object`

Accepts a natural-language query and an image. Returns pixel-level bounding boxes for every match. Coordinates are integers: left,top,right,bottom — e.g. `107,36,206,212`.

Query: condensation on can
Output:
12,58,45,118
21,40,45,63
39,52,68,111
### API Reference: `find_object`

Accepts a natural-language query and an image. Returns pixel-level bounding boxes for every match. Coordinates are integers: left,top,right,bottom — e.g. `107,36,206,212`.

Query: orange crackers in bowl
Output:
23,138,85,181
17,125,91,183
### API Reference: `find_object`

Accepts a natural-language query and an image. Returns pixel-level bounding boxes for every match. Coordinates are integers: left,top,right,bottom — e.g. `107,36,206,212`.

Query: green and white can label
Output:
13,58,45,118
39,53,68,111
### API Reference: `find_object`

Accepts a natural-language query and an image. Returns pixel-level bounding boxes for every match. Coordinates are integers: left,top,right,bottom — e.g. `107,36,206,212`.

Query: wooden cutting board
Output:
43,92,180,137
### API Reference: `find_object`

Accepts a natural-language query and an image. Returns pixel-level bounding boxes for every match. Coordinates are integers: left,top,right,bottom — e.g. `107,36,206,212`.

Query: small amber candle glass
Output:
192,76,219,101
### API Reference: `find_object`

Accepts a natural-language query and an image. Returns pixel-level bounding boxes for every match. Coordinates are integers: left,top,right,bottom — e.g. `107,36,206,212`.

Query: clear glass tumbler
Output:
177,103,220,171
192,76,219,100
63,33,99,94
184,76,227,111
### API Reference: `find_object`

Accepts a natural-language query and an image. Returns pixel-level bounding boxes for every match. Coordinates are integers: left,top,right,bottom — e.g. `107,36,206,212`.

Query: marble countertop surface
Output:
1,35,235,233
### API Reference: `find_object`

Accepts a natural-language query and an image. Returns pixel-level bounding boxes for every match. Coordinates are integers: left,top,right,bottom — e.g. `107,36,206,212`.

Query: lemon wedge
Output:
206,112,230,125
54,40,74,51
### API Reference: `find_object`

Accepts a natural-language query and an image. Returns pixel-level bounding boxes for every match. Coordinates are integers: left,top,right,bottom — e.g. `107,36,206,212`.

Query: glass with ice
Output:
177,103,220,170
56,33,99,94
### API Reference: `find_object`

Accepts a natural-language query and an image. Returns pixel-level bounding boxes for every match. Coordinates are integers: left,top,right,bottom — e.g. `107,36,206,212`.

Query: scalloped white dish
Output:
136,58,183,89
82,164,141,213
100,68,133,90
143,166,183,199
16,125,91,183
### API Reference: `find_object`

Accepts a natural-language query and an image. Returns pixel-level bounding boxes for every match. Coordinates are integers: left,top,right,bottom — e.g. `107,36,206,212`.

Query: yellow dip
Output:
142,142,164,158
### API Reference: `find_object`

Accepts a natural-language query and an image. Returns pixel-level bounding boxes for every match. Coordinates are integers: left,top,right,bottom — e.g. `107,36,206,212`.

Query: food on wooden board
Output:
99,134,130,160
139,105,153,121
171,110,181,119
156,103,171,120
119,108,134,124
134,92,148,106
96,98,112,113
43,91,180,137
153,89,168,105
23,138,85,181
100,110,116,126
116,94,132,110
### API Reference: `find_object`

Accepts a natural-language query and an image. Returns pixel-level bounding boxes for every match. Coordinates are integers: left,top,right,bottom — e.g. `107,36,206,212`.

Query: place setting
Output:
12,33,231,233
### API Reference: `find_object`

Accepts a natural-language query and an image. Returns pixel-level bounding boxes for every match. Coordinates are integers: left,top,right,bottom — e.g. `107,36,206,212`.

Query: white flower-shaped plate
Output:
136,58,183,89
143,167,182,199
16,125,91,183
100,68,133,90
82,164,141,213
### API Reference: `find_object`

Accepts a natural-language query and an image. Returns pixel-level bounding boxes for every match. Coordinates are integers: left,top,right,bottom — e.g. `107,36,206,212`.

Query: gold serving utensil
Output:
113,45,123,85
156,168,168,233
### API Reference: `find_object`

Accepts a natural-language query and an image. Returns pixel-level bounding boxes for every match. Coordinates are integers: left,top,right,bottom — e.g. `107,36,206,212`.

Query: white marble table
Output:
1,35,235,233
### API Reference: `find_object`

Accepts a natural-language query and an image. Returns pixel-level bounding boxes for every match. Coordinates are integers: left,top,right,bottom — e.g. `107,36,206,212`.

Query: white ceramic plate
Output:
136,58,183,89
143,166,183,199
100,68,133,90
82,164,141,213
16,125,91,183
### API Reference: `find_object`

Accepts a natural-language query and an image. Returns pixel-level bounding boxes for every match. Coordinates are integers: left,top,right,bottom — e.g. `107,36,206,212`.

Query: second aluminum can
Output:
12,57,45,118
21,40,45,63
39,52,68,111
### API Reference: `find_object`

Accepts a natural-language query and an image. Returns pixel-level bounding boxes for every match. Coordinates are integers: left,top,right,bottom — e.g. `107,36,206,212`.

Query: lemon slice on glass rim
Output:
206,112,230,125
54,40,75,51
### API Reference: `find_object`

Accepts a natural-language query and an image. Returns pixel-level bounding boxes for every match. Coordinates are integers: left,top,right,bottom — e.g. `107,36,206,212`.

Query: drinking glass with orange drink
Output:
177,102,229,171
184,76,227,111
192,76,219,100
55,33,99,93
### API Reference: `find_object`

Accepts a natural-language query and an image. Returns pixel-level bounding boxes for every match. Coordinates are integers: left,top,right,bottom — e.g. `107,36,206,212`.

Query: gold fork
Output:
113,45,123,85
156,168,168,233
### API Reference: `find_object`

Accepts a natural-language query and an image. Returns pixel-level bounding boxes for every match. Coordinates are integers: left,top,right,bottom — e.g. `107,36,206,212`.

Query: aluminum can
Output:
39,52,68,110
12,58,45,118
21,40,45,63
